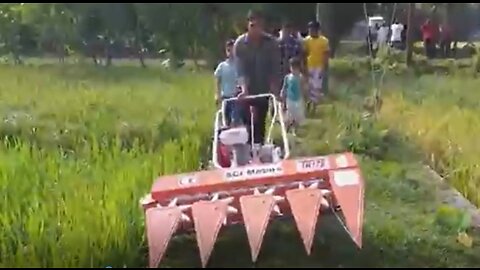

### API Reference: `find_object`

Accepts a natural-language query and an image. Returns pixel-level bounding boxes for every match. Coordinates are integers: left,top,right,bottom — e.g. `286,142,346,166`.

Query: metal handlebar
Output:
220,93,277,127
212,93,290,170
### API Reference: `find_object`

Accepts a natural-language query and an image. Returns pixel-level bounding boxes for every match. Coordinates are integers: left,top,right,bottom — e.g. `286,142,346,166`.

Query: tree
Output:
0,3,396,67
406,3,414,66
19,4,76,63
318,3,376,57
0,4,25,64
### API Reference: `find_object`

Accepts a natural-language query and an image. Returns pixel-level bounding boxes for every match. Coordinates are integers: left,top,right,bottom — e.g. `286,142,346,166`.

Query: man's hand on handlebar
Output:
237,78,248,99
237,91,247,99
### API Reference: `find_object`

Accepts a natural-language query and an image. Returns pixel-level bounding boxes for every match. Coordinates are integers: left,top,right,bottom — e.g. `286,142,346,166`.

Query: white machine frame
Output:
211,93,290,169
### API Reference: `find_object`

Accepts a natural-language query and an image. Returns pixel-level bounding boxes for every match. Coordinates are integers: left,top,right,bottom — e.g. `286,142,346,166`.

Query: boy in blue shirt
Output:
280,57,306,136
214,39,240,126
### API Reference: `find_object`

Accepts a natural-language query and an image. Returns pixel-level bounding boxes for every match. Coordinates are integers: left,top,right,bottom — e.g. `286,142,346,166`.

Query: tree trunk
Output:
13,53,23,65
138,48,147,68
319,3,336,58
444,3,453,25
92,55,99,66
384,3,395,24
330,38,338,58
406,3,415,66
135,38,147,68
57,42,65,64
104,40,113,67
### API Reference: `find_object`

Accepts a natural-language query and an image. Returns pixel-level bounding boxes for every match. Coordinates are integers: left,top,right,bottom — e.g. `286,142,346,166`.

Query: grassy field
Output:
0,60,479,268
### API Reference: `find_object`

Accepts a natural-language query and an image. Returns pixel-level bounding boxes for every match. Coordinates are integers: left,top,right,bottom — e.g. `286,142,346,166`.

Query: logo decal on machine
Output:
225,164,283,181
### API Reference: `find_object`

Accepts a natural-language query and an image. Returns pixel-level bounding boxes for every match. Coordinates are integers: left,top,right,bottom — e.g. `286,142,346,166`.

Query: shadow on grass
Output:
161,215,368,268
160,212,479,268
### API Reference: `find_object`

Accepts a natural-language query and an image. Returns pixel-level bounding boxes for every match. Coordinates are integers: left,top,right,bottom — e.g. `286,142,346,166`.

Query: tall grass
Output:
0,63,214,267
379,75,480,207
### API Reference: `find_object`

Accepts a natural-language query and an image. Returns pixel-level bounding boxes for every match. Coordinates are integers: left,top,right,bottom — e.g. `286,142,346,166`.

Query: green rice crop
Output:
0,63,214,267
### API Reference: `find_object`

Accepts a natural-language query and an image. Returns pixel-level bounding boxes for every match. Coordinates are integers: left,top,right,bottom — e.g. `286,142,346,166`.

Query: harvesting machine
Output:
140,94,365,268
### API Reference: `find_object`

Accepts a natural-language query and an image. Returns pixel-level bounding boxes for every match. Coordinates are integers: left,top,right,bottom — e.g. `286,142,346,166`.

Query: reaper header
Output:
140,94,365,268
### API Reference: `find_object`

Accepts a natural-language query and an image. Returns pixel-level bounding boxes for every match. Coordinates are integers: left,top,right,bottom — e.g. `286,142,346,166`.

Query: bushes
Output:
330,53,476,79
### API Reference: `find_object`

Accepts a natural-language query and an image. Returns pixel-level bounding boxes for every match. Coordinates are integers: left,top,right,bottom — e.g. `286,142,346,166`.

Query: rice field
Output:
0,60,479,268
0,63,214,267
378,74,480,207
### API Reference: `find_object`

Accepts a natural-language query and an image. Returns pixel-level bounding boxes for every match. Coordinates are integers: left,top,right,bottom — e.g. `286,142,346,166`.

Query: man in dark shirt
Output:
234,10,280,145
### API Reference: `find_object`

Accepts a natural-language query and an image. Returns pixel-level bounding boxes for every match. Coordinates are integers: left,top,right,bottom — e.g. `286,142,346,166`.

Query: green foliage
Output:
319,3,376,55
435,205,471,233
0,3,378,65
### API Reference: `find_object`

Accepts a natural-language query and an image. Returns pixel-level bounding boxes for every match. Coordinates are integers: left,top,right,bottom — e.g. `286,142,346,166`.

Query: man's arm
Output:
213,63,223,104
269,38,281,97
280,75,288,110
279,76,286,98
233,35,248,96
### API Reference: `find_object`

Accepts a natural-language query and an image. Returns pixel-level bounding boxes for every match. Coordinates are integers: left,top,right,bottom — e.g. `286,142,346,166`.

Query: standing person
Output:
370,24,380,58
280,57,307,136
303,21,330,115
233,9,280,145
439,23,452,58
275,20,304,120
214,39,240,126
278,20,304,84
421,19,437,59
390,19,404,50
377,22,390,50
366,26,374,56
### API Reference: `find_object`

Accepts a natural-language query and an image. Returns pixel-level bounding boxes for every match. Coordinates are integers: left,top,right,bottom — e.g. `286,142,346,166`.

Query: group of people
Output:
421,19,453,59
369,20,408,54
214,10,330,145
369,18,454,59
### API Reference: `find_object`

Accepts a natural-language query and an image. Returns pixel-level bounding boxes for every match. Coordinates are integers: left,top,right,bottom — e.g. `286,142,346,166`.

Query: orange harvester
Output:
140,94,365,268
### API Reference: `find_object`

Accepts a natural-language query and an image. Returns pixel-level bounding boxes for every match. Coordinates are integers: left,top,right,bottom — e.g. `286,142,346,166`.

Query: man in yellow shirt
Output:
303,21,330,114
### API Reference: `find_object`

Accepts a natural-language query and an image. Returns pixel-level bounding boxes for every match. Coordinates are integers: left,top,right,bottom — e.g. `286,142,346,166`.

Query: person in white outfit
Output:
377,22,389,49
390,20,404,50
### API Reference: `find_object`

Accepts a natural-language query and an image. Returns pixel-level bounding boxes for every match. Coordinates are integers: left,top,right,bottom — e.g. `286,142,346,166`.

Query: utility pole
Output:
406,3,415,66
